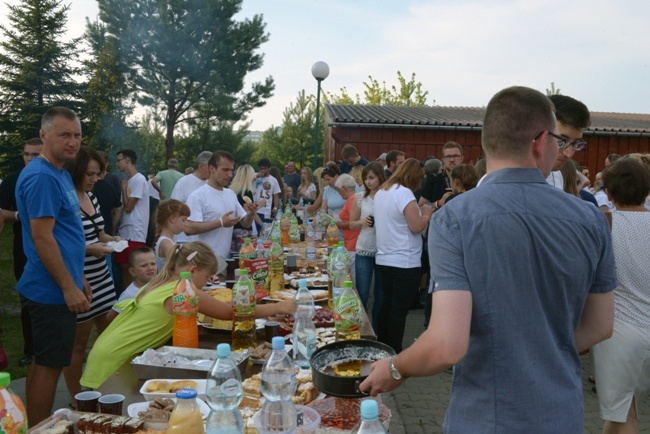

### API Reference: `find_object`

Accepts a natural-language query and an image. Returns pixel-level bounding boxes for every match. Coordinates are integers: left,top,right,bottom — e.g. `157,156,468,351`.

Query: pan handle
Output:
355,379,369,395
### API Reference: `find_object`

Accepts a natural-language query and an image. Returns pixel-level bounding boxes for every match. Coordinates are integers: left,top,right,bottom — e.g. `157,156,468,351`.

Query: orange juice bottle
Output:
172,271,199,348
327,218,339,246
0,372,27,434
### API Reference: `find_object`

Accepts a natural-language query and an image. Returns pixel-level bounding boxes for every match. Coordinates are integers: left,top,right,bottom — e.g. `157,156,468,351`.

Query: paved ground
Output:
10,308,650,432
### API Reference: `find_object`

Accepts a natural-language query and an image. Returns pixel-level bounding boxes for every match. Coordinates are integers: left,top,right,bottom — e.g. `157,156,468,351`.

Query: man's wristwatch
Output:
388,356,406,380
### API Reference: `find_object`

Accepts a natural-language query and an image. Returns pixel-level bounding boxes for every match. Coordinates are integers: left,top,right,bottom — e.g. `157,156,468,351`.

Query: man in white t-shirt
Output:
170,151,212,243
115,148,150,289
185,151,257,259
254,158,281,225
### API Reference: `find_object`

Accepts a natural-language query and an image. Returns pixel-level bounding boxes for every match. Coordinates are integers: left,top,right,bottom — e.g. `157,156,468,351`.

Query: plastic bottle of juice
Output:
167,389,205,434
280,213,290,247
331,247,348,307
251,239,270,293
231,269,257,352
326,218,339,246
239,237,255,270
0,372,28,434
268,237,285,294
334,280,362,376
173,271,199,348
289,214,301,250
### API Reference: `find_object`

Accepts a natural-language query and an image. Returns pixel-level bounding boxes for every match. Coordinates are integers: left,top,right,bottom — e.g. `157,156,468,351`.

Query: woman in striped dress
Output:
63,146,122,407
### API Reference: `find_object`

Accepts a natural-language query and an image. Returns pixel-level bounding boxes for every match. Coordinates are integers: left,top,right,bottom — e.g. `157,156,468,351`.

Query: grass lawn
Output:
0,227,28,380
0,227,99,381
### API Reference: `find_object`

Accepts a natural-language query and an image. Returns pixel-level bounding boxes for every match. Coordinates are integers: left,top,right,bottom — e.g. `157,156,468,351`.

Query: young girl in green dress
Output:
81,241,295,389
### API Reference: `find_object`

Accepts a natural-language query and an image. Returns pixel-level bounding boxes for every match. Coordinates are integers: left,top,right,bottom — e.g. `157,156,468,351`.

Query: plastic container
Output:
261,337,297,401
268,237,285,294
205,343,243,410
239,238,255,270
0,372,27,433
205,345,245,434
173,271,199,348
334,281,363,376
231,270,257,352
331,247,348,307
253,404,320,434
293,279,317,369
353,399,387,433
166,389,205,434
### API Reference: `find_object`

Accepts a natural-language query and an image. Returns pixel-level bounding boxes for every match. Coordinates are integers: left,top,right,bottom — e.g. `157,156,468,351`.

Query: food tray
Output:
131,346,249,380
139,379,207,401
290,277,328,288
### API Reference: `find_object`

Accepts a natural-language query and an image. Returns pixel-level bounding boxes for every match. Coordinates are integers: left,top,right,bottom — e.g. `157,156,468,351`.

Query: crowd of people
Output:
1,89,649,432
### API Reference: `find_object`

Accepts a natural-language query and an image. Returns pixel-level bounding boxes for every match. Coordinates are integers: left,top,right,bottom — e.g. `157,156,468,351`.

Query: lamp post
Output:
311,61,329,170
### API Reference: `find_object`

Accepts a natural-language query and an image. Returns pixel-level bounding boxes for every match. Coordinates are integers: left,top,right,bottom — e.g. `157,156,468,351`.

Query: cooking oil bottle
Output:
334,280,362,377
231,269,257,352
268,237,285,294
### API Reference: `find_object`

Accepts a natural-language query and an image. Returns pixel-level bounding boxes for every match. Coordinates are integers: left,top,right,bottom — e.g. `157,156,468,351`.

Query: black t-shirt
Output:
283,173,301,199
93,172,122,236
420,172,451,203
0,170,26,278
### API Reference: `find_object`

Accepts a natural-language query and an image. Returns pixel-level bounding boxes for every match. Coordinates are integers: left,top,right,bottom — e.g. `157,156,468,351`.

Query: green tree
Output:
97,0,275,159
255,90,323,169
326,71,431,106
0,0,82,175
82,20,135,154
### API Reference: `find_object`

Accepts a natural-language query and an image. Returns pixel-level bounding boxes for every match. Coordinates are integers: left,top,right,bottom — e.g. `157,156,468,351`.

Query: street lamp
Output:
311,61,329,169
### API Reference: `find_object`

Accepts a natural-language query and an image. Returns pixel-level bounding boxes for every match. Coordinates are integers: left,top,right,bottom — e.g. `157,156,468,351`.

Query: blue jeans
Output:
376,265,421,353
355,254,382,331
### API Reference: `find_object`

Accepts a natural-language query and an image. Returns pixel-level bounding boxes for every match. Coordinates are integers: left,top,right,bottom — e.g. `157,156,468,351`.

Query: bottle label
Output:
220,378,242,396
172,291,199,315
334,296,361,333
232,283,255,314
243,258,269,294
296,330,317,358
306,249,317,260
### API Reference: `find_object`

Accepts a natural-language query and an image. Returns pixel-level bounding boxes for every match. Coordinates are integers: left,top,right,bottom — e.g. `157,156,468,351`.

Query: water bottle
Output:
205,343,245,433
293,279,317,369
353,400,387,434
260,336,297,432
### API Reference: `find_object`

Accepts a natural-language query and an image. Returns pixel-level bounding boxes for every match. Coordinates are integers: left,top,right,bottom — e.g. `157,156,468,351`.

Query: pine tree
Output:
97,0,275,159
0,0,82,176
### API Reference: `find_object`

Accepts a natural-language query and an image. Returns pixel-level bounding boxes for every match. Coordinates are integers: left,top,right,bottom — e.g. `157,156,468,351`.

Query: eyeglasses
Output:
442,154,461,160
22,152,41,158
534,131,587,151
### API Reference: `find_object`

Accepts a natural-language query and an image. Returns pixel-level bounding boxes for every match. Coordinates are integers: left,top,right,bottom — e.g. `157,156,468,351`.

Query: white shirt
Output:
254,175,281,218
594,190,614,211
545,170,564,189
154,235,173,271
374,184,422,268
148,179,160,201
170,174,207,243
186,184,247,259
113,282,140,313
119,172,150,242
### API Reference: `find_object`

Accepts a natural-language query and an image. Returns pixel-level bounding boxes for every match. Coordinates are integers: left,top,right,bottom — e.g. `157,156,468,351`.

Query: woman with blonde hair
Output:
230,164,263,250
373,158,433,352
297,166,317,200
81,241,295,389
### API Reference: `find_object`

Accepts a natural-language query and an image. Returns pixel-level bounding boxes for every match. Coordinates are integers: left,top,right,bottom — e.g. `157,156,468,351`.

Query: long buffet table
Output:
96,300,376,412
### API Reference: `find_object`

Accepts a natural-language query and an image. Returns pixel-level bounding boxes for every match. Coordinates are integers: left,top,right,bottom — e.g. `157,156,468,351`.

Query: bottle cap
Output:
272,237,280,243
257,239,263,245
0,372,10,387
217,343,231,358
299,279,307,288
180,271,191,278
338,241,344,247
337,246,343,253
343,281,353,288
360,399,379,419
271,336,285,350
239,269,249,276
176,388,198,399
244,237,251,243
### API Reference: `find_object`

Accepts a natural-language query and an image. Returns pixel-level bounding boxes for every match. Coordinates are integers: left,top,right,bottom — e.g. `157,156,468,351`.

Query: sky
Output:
1,0,649,131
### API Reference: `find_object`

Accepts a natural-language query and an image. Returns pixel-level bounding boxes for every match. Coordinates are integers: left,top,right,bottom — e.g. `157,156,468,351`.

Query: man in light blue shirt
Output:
361,86,616,433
